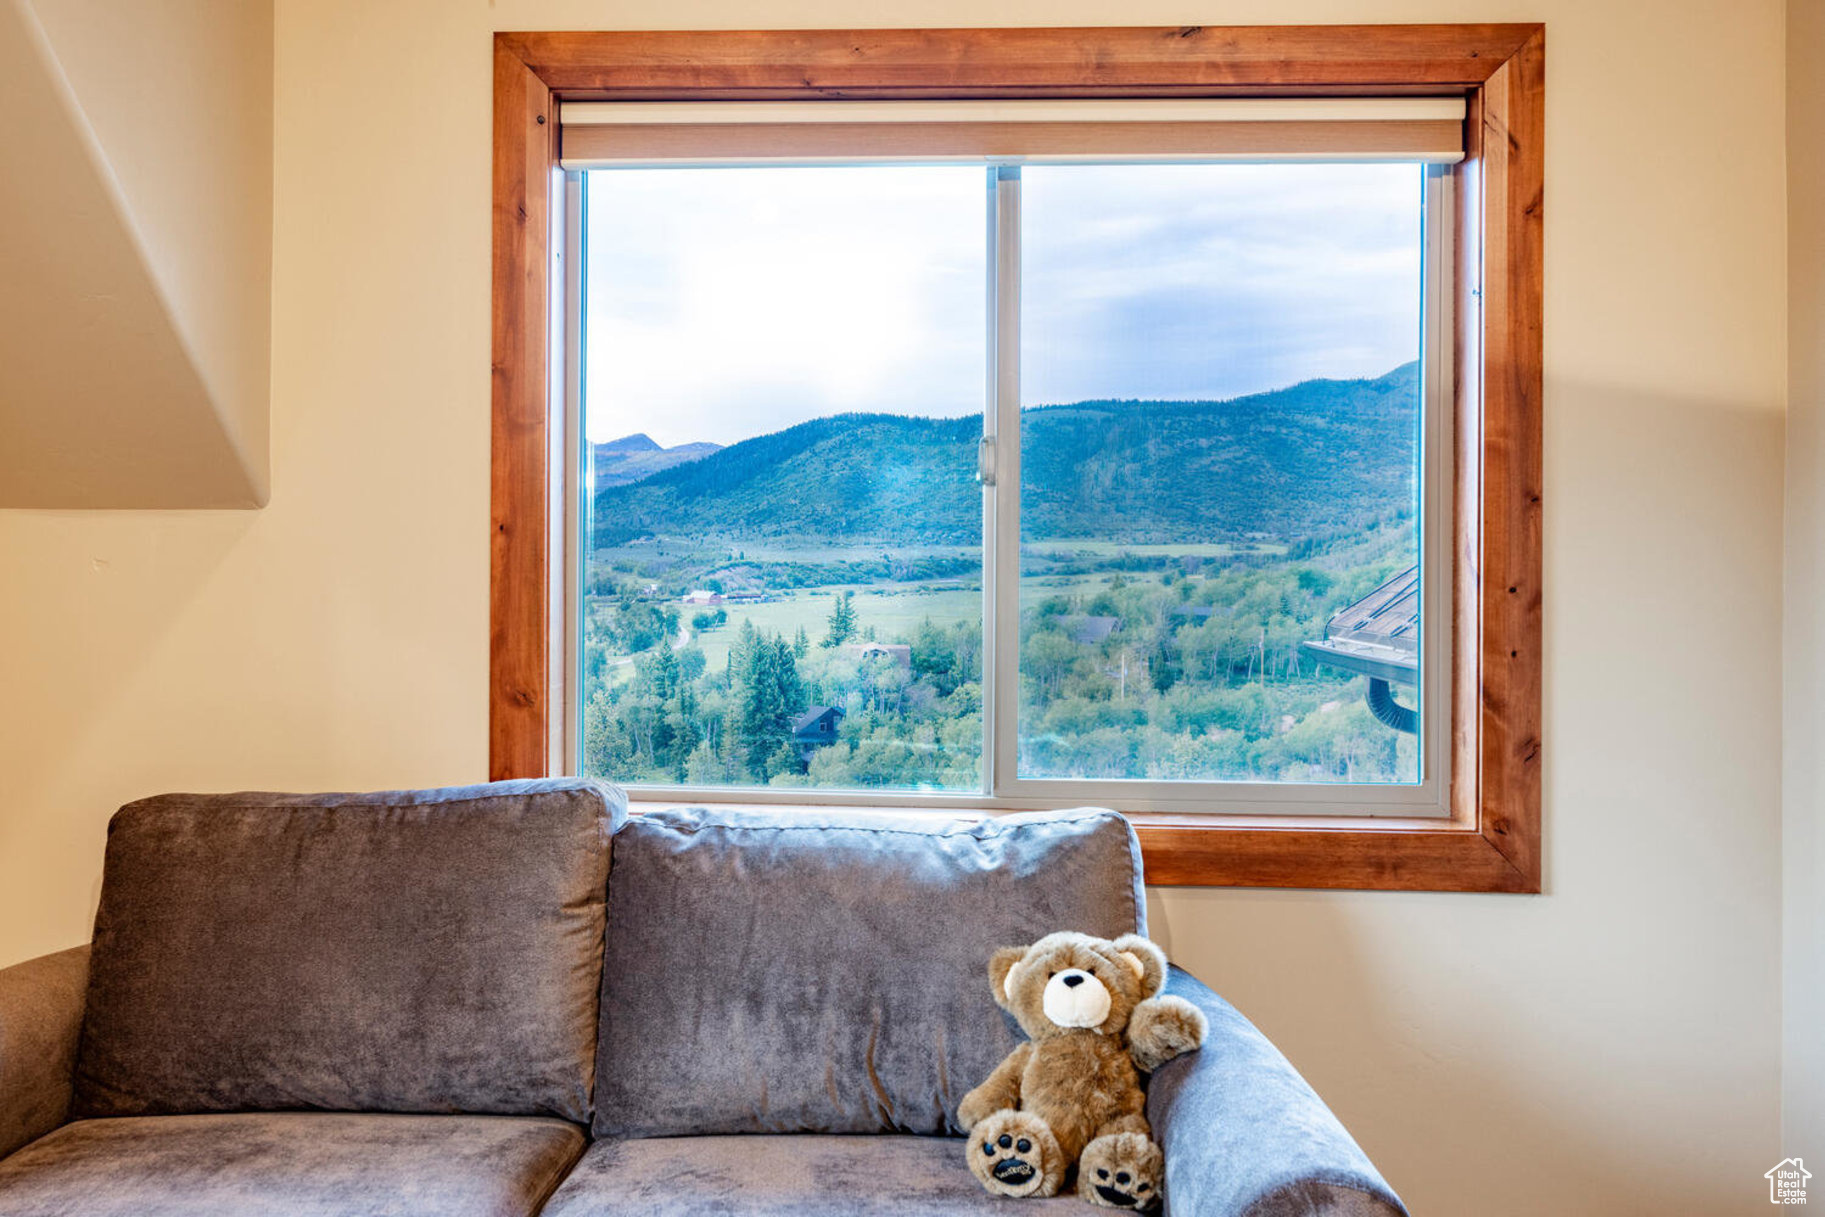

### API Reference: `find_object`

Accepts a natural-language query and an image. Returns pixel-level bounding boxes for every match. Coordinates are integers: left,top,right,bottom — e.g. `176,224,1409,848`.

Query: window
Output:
576,163,989,796
493,26,1543,890
1003,159,1451,816
565,101,1457,816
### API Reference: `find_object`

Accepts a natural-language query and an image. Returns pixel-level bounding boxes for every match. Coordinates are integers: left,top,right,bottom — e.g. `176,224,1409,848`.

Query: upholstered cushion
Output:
594,807,1144,1138
0,946,89,1160
1148,967,1408,1216
541,1134,1089,1217
0,1113,585,1217
73,779,623,1122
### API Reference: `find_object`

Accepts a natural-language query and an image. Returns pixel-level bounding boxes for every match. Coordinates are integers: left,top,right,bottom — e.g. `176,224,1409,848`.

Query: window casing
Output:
491,26,1544,891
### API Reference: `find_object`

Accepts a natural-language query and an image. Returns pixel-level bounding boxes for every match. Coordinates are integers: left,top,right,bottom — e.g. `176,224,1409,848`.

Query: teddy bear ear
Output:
1111,934,1168,999
988,946,1030,1013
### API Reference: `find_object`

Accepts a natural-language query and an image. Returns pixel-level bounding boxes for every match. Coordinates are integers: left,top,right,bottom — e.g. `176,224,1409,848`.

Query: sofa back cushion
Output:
73,779,623,1122
593,807,1145,1138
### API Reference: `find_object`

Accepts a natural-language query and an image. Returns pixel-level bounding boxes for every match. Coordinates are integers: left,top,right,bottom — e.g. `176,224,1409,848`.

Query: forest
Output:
581,364,1423,792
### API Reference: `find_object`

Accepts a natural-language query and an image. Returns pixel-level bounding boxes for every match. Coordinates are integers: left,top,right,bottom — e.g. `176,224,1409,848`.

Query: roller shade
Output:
559,98,1466,168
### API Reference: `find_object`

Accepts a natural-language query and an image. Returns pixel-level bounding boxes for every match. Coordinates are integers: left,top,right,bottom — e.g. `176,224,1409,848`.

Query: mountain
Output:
598,433,663,453
591,363,1421,545
592,434,723,488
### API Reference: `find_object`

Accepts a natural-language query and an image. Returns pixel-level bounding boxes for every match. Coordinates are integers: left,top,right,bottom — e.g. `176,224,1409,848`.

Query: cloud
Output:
1020,163,1423,404
586,166,984,447
584,161,1424,447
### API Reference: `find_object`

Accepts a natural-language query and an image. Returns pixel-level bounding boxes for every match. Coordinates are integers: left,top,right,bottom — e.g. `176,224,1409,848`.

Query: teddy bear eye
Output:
982,1141,994,1155
1097,1169,1109,1179
1137,1183,1151,1192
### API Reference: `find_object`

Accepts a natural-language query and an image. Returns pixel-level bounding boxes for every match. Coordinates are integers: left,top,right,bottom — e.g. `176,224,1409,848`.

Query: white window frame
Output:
558,149,1455,818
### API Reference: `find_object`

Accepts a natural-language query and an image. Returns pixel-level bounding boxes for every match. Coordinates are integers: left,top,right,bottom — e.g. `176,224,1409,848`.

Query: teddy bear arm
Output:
958,1041,1032,1131
1126,994,1209,1074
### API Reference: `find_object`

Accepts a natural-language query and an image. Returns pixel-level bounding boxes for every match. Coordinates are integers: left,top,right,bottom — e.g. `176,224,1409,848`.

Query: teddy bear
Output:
957,931,1207,1210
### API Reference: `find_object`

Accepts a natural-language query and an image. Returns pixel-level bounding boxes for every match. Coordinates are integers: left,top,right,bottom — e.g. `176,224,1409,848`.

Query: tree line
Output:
583,525,1417,790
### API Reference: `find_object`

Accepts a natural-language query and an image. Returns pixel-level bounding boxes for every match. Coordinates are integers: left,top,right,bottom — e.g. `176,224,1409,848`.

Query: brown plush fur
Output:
958,932,1207,1209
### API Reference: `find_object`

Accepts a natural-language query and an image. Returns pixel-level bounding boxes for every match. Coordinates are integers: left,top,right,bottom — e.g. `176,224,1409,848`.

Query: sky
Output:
584,162,1424,449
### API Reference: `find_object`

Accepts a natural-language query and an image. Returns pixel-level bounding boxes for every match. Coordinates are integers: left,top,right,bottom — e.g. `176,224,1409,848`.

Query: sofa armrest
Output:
1147,966,1407,1217
0,946,90,1161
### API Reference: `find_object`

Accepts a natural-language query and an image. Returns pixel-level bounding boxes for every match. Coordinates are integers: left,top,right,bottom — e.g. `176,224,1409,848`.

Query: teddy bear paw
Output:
1126,995,1209,1074
966,1110,1066,1199
1079,1132,1164,1210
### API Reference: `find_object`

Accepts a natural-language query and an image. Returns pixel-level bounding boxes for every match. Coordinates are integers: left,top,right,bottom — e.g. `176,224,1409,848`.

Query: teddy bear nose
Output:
1063,973,1085,987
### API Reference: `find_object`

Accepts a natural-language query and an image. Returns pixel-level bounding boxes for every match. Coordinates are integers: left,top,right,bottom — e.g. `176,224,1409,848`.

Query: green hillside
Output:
591,361,1419,546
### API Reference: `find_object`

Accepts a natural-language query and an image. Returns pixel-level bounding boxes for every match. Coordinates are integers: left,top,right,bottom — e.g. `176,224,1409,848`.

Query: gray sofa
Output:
0,779,1406,1216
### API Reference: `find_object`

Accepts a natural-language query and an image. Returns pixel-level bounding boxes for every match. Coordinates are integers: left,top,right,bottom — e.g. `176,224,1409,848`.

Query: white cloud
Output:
583,161,1425,447
586,166,984,446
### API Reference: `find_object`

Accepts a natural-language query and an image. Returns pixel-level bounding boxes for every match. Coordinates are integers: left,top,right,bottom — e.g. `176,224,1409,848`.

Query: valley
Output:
581,364,1425,793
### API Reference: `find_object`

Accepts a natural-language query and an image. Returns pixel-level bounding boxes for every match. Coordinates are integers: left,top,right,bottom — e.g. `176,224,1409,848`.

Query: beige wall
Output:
1787,0,1825,1165
28,0,276,501
0,1,1789,1212
0,0,271,506
0,0,271,508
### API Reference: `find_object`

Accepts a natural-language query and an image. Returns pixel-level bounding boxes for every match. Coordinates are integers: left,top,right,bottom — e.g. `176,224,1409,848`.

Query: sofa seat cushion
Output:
596,807,1144,1138
74,779,623,1122
0,1113,586,1217
542,1134,1090,1216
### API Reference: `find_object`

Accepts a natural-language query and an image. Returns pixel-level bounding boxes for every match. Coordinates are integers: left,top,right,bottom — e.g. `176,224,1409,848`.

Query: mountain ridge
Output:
599,432,663,453
592,362,1421,545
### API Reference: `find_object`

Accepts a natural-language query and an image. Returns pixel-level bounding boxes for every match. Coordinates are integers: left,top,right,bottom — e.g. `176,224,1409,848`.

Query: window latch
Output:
977,435,997,487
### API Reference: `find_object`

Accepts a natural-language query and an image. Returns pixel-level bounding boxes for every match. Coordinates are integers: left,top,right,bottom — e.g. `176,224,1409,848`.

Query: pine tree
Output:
772,638,805,713
726,625,808,778
821,591,857,648
635,641,678,700
727,623,765,777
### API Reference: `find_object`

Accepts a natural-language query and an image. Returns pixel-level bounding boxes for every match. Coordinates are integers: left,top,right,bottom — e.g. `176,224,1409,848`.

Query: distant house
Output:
681,589,724,606
842,642,912,671
792,705,844,761
1070,616,1121,646
723,589,766,603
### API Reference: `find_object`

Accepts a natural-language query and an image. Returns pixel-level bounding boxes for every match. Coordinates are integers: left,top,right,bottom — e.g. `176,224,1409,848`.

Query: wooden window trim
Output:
490,25,1544,893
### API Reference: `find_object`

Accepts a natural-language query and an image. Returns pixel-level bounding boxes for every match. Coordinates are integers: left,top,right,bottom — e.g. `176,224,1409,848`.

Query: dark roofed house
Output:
792,705,844,762
1300,564,1420,733
1070,615,1121,646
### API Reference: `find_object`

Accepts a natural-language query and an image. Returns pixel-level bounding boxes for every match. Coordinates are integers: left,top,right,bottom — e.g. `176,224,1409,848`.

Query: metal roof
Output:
1070,615,1121,645
1299,564,1419,687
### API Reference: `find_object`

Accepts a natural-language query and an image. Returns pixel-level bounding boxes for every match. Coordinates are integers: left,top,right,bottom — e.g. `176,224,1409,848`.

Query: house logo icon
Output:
1767,1158,1811,1204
